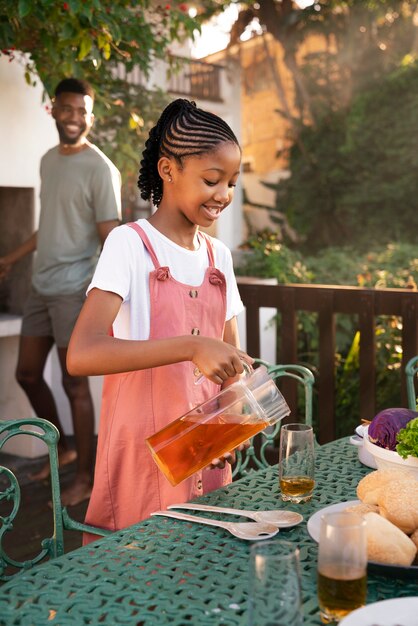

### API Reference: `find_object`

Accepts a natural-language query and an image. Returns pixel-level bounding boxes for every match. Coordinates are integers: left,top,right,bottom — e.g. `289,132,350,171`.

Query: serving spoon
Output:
151,510,280,540
168,503,303,528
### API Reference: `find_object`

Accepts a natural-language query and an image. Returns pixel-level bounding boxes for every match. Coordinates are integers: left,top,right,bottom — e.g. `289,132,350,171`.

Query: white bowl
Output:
364,433,418,478
349,434,377,469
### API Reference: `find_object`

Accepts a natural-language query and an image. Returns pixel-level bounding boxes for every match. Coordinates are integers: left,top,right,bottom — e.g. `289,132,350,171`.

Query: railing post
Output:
278,287,298,420
359,291,376,421
401,293,418,406
244,285,261,357
318,290,335,443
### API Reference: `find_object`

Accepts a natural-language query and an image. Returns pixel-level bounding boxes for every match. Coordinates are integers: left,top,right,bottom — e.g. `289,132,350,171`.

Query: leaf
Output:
18,0,31,18
61,22,76,39
102,42,111,60
78,34,92,60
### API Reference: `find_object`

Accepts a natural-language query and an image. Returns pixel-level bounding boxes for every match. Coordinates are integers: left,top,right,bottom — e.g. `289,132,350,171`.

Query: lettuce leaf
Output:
396,417,418,459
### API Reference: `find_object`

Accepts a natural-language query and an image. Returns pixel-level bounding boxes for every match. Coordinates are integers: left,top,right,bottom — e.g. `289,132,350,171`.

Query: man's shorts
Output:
21,287,86,348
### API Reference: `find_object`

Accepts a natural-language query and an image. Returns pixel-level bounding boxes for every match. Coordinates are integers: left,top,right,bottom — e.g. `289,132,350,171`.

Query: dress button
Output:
189,289,198,298
191,328,200,335
197,480,202,490
193,367,201,377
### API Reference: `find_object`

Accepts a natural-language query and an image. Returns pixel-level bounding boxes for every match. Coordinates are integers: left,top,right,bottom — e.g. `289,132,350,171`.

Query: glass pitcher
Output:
146,365,290,486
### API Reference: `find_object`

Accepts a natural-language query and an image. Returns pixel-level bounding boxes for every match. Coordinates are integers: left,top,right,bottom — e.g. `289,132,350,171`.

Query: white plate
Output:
307,500,359,543
307,501,418,579
339,596,418,626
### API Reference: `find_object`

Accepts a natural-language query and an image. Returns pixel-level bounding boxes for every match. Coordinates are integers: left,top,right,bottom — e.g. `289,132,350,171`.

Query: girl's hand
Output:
191,336,253,385
209,440,251,470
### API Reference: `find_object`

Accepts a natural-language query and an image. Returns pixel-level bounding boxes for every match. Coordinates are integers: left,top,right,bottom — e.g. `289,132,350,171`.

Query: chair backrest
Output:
232,361,315,479
406,356,418,410
0,417,111,582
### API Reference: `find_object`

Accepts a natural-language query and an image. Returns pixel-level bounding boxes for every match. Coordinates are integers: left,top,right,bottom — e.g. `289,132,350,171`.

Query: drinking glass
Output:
248,540,303,626
317,512,367,623
279,423,315,503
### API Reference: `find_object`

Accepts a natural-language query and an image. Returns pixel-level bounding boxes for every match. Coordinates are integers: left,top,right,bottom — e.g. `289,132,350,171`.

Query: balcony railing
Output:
167,58,223,102
237,279,418,444
113,57,223,102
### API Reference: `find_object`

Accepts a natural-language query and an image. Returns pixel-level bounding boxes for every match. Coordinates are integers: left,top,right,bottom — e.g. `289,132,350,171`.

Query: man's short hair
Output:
54,78,95,101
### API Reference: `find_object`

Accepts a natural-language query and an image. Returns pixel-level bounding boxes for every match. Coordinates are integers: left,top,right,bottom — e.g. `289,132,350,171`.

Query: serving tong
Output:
151,503,303,541
167,502,303,527
151,510,279,540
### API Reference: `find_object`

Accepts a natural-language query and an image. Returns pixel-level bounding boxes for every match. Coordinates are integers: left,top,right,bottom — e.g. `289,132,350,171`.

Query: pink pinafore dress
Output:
83,223,231,542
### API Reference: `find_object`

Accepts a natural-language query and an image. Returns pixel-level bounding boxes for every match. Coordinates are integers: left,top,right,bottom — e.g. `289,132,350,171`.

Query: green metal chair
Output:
406,355,418,410
232,360,315,478
0,417,112,582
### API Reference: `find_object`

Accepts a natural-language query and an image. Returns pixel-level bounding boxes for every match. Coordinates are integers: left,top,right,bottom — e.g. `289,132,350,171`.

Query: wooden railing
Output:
113,57,223,102
167,58,223,102
237,279,418,444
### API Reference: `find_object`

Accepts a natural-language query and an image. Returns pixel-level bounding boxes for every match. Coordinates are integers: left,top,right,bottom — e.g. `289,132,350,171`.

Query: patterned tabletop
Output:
0,438,416,626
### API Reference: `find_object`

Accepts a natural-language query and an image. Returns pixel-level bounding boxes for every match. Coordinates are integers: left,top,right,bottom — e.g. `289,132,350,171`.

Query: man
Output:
0,78,121,506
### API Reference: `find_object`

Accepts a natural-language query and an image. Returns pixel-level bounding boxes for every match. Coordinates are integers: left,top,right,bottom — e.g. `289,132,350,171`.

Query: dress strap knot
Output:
209,269,224,286
156,267,171,281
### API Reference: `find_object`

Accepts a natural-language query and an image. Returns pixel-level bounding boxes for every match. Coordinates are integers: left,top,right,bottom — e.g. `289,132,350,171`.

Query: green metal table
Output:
0,438,417,626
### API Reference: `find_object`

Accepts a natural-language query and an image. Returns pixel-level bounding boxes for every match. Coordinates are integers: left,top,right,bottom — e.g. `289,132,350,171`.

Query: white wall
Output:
206,58,244,251
0,54,56,222
0,56,103,456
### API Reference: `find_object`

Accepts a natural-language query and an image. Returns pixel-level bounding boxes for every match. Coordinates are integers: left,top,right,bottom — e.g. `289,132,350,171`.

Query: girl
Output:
67,98,252,541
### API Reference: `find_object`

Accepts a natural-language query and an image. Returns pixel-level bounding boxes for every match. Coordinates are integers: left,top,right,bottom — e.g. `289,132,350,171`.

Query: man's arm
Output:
0,232,37,280
96,219,120,246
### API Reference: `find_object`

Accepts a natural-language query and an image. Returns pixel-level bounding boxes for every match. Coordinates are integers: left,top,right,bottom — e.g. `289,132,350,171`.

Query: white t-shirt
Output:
88,219,244,340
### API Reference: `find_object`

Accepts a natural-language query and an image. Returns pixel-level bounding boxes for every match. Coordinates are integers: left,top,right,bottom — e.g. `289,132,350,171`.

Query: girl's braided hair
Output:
138,99,240,207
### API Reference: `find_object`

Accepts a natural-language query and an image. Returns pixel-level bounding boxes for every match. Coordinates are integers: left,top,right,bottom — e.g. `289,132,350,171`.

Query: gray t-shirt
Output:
33,144,121,295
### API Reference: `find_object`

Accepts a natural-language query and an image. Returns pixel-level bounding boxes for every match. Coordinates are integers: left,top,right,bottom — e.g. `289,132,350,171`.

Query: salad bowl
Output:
364,432,418,478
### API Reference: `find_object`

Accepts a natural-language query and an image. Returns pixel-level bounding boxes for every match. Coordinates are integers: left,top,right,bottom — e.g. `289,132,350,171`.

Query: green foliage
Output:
237,230,312,284
238,236,418,435
256,2,418,252
0,0,202,182
276,58,418,252
0,1,199,88
338,61,418,248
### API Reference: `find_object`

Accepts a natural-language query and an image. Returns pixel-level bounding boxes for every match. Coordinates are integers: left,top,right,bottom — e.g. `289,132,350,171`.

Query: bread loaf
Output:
410,529,418,550
377,480,418,534
344,502,379,515
356,469,415,505
364,512,417,566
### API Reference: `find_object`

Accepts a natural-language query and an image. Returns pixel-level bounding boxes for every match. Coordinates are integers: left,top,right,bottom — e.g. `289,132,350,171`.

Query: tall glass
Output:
279,423,315,503
248,540,303,626
317,512,367,623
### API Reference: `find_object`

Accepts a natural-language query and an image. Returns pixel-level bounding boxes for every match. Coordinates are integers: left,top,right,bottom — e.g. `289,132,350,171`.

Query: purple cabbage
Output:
368,408,418,450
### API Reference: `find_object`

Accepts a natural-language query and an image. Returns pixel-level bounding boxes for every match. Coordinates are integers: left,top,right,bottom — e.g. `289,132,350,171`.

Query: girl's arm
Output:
67,288,251,384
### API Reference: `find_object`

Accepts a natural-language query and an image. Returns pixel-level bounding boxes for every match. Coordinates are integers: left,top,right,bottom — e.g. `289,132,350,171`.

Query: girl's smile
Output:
159,142,241,228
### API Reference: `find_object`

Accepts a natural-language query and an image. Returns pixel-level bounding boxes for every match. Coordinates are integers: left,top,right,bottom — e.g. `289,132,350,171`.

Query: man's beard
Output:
55,120,87,145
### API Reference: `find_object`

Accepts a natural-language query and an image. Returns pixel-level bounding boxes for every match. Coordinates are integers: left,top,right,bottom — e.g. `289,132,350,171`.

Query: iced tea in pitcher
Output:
146,365,290,486
147,410,268,486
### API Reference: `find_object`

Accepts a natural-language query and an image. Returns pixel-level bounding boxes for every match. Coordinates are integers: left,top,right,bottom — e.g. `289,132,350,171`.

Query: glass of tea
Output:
279,423,315,503
317,511,367,623
248,540,303,626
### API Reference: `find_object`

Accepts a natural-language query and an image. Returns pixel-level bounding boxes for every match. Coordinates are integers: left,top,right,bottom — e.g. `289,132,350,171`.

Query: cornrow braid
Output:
138,99,239,207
